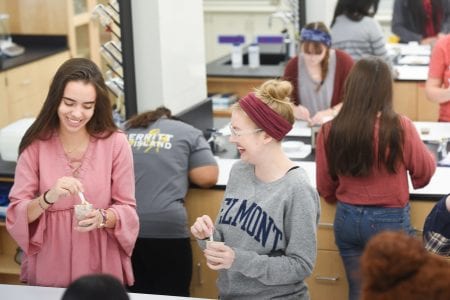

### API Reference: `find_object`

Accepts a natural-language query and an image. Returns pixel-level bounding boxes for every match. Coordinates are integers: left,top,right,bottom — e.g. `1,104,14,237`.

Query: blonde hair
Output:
233,79,295,125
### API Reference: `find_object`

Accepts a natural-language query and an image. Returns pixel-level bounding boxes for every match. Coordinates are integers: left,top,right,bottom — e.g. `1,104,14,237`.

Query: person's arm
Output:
401,117,436,189
282,56,300,106
188,132,219,188
369,18,390,62
425,40,450,104
189,165,219,188
106,133,139,254
315,125,339,203
391,0,423,43
426,77,450,103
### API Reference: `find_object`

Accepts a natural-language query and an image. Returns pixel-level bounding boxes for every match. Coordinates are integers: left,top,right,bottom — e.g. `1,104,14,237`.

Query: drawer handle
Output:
413,227,423,234
315,275,339,282
197,262,204,285
318,222,334,229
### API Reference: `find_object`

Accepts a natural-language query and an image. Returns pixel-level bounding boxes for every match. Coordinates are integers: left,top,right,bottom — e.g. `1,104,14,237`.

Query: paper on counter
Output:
287,120,311,137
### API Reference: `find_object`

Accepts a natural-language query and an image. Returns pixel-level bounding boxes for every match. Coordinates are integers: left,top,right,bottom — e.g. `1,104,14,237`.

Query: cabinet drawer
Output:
317,223,337,251
410,200,434,236
190,241,219,299
6,63,39,101
306,250,348,300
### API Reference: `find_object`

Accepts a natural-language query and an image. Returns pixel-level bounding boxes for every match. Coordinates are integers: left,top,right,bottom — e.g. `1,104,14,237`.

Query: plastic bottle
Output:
231,43,243,69
248,43,260,68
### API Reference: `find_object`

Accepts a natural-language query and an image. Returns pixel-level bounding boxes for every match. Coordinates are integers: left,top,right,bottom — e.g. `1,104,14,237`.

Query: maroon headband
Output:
239,93,292,141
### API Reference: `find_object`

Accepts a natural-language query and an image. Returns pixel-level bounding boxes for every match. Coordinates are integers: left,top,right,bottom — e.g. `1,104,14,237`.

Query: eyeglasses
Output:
229,124,263,137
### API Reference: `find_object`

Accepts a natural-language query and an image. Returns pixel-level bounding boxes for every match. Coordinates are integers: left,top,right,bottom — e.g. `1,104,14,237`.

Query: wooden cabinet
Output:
0,184,438,298
185,188,224,299
0,0,102,65
208,77,439,121
305,199,348,300
306,198,436,300
66,0,101,64
393,81,439,121
0,176,20,284
0,222,21,284
207,77,267,99
1,51,70,125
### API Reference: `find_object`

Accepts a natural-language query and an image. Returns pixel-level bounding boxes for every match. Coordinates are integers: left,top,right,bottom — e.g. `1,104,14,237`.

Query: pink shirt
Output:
316,116,436,207
6,131,139,287
428,35,450,121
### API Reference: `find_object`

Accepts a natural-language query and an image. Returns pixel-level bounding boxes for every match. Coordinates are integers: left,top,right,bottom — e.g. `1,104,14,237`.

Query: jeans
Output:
334,202,413,300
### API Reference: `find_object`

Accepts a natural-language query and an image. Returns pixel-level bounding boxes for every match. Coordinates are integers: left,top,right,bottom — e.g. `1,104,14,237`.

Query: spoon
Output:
78,191,89,205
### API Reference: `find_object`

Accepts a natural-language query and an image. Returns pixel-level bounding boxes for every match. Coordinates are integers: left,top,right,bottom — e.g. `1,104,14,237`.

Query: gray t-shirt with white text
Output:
126,118,217,238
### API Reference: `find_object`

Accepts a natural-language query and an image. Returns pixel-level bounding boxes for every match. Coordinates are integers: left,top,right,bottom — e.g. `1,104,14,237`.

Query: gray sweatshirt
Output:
201,161,320,299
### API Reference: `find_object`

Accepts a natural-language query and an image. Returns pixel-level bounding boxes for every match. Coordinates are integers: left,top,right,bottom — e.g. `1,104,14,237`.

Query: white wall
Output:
305,0,337,26
203,0,394,62
131,0,207,115
203,0,296,62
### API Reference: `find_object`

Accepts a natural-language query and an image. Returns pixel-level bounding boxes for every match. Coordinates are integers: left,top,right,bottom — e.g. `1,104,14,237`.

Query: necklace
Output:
64,143,82,154
61,135,89,155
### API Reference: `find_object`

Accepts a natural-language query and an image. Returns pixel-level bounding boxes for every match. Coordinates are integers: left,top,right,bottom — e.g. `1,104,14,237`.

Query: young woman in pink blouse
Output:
6,58,139,287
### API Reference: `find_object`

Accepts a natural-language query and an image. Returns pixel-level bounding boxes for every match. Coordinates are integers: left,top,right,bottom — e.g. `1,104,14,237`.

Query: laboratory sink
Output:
223,53,287,66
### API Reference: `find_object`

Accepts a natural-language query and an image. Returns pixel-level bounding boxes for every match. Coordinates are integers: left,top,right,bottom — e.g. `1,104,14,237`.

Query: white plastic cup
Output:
248,43,260,69
74,203,93,227
231,44,243,69
206,241,225,249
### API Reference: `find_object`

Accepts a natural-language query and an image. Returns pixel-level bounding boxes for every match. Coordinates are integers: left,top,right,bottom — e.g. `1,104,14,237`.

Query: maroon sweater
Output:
316,116,436,207
282,49,354,107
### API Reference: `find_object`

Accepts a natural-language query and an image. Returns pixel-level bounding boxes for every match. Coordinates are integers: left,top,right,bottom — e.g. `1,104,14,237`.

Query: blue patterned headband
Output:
300,28,332,47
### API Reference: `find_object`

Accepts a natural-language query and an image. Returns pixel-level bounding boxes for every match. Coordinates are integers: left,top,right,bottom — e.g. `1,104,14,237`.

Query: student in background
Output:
316,57,436,300
191,79,320,300
392,0,450,45
62,274,129,300
125,107,218,296
360,231,450,299
6,58,139,287
423,194,450,256
283,22,354,126
425,34,450,121
331,0,390,63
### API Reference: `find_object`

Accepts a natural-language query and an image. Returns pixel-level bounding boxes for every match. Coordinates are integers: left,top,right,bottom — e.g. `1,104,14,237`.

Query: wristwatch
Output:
98,209,108,228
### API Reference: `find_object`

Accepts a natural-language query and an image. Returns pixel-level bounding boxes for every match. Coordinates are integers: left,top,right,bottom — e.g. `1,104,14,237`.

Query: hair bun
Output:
258,79,292,104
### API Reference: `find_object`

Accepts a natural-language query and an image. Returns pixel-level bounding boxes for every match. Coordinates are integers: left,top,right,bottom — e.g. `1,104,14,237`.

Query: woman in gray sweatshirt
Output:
191,79,320,299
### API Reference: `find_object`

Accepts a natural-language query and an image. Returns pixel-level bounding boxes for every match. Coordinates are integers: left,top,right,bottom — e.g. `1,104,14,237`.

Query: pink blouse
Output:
6,131,139,287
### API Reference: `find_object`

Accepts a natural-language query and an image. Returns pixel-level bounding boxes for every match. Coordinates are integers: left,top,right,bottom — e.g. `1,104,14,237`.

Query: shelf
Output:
73,13,91,27
0,254,20,275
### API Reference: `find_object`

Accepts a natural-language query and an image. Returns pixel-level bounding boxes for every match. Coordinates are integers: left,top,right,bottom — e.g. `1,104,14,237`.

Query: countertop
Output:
1,122,448,201
206,43,429,81
0,284,208,300
206,44,286,78
0,35,68,72
214,121,450,201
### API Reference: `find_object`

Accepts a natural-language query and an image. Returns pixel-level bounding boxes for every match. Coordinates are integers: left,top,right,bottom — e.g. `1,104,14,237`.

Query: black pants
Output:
128,237,192,296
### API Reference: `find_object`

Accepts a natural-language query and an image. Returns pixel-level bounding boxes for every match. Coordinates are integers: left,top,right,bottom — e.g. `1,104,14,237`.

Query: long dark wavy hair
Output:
331,0,379,26
410,0,443,36
325,57,403,179
124,106,178,129
19,58,117,154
